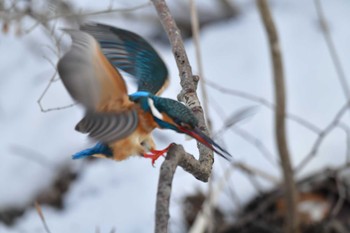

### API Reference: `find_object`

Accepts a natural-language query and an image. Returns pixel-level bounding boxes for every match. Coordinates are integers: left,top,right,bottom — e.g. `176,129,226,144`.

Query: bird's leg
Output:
143,143,175,166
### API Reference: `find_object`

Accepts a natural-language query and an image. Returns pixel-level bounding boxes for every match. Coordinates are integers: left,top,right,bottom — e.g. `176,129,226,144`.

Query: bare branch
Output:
189,0,212,131
150,0,225,232
330,173,346,217
256,1,300,233
151,0,214,179
155,144,184,233
338,123,350,164
314,0,350,100
34,202,52,233
210,97,278,167
205,79,322,134
0,2,152,33
296,101,350,172
233,162,279,184
233,127,277,166
36,67,76,113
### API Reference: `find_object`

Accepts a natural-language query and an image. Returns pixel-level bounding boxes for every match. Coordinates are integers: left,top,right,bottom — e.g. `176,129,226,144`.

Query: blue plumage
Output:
72,143,113,159
70,23,232,162
81,23,168,95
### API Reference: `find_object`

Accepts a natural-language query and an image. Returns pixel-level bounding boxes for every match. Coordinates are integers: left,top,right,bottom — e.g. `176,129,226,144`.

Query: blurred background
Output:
1,0,350,232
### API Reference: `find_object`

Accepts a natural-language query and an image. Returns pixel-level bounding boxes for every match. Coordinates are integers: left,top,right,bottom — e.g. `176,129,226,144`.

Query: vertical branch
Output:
151,0,215,232
256,1,299,233
189,1,214,231
189,0,212,131
314,0,350,100
155,145,184,233
151,0,214,165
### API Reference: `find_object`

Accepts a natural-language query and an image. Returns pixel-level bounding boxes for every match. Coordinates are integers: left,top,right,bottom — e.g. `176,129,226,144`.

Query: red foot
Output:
143,143,175,166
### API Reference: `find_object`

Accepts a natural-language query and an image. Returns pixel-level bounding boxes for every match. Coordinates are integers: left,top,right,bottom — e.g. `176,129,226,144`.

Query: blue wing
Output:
81,23,168,95
72,143,113,159
57,30,139,144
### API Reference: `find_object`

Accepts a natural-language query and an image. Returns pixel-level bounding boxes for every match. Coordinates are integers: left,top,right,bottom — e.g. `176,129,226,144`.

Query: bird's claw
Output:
143,143,175,166
143,152,165,166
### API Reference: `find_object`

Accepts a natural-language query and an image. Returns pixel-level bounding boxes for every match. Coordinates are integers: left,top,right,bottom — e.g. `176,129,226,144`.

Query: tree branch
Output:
155,144,184,233
189,0,212,131
256,1,300,233
151,0,216,232
314,0,350,100
296,101,350,172
151,0,214,180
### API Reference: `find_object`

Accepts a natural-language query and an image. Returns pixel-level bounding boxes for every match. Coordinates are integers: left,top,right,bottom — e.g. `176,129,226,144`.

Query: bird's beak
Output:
178,126,232,161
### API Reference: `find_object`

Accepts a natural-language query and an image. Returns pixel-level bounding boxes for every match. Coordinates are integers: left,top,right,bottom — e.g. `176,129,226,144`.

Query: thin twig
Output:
23,2,152,33
189,0,212,131
210,96,278,167
205,79,321,134
35,202,52,233
296,101,350,173
331,174,346,217
314,0,350,100
338,123,350,164
233,127,277,166
189,162,237,233
189,2,214,230
257,1,299,232
37,68,76,112
233,162,279,184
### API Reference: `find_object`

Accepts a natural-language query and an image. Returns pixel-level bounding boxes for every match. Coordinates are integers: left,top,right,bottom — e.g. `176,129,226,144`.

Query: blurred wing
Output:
57,29,129,111
75,110,138,143
81,23,168,95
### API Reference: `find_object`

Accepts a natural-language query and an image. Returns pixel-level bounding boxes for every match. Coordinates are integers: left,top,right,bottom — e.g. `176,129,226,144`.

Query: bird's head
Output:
129,92,232,160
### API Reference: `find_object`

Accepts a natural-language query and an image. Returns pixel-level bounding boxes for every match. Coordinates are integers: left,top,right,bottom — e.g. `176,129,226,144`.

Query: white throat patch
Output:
148,98,164,120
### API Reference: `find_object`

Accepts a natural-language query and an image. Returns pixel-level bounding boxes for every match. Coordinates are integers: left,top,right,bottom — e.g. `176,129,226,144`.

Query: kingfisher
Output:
58,23,231,164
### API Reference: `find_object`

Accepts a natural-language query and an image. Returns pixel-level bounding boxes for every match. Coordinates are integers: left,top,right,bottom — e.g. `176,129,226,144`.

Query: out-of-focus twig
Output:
338,123,350,164
34,202,52,233
0,2,151,33
189,159,279,233
212,105,278,166
233,127,278,166
205,79,321,134
189,0,212,131
37,68,75,113
257,1,300,233
331,174,346,217
296,101,350,172
314,0,350,100
210,97,279,168
233,161,279,184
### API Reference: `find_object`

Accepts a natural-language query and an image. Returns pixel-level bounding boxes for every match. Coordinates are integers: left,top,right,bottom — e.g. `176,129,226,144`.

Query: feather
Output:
76,110,138,143
81,23,168,95
57,29,129,111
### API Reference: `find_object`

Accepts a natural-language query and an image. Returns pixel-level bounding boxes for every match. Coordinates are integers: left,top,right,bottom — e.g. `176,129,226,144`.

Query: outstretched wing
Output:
57,29,130,111
58,30,138,142
81,23,168,95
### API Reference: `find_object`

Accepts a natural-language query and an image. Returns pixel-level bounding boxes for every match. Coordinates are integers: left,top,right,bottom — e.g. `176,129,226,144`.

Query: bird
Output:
57,29,162,162
58,23,232,164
